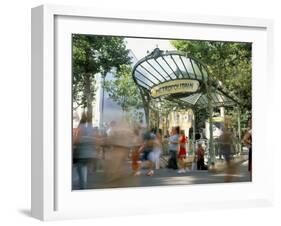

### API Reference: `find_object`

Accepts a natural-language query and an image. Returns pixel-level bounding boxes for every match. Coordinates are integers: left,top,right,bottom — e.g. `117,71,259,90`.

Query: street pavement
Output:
73,157,251,190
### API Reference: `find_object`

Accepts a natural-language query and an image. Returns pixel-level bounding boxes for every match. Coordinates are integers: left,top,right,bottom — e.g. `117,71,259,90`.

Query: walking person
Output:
243,118,252,180
178,130,187,173
167,126,180,170
73,112,97,189
131,126,142,176
218,120,236,182
196,144,205,170
151,130,163,170
106,120,117,136
139,129,155,176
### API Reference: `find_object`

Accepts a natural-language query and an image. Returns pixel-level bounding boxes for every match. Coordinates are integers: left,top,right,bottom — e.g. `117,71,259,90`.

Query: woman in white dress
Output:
150,131,163,170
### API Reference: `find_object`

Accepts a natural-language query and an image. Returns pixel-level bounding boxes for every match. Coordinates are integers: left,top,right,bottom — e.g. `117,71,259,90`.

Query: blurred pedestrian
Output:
243,118,252,180
152,130,163,170
178,130,187,173
73,112,97,189
131,126,142,176
218,119,236,182
106,120,117,136
196,143,205,170
139,129,155,176
167,126,180,170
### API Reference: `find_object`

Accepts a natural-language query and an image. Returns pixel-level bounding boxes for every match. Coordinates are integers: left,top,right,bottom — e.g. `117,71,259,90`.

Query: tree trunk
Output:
85,73,93,123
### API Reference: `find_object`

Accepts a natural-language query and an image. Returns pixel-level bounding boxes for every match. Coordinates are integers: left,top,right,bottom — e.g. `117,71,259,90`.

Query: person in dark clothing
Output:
140,129,156,176
196,144,205,170
243,119,252,180
167,126,180,170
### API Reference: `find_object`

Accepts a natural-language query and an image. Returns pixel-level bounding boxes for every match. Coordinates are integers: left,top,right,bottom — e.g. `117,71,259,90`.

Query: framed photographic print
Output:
31,4,274,221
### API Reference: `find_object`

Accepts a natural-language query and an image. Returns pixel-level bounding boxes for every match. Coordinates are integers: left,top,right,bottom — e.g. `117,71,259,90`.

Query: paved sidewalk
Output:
73,158,251,190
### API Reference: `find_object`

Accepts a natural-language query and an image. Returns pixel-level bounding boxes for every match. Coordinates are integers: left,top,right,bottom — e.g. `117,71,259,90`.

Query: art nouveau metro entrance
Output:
132,48,241,165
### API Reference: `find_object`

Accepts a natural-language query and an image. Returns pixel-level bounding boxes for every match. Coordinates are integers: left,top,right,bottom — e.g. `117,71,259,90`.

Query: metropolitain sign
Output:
151,79,200,98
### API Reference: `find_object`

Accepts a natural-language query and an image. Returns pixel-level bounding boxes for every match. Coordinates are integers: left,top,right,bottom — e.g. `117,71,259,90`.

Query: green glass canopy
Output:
132,48,239,108
131,48,242,165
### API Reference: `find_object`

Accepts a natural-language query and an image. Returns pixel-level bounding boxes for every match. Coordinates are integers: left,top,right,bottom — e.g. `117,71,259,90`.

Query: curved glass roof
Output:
132,48,239,109
179,89,236,109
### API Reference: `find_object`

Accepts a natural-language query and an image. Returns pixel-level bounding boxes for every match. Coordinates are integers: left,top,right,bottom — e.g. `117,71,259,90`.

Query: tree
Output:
171,40,252,129
104,64,181,127
72,34,131,121
104,64,143,111
104,64,144,124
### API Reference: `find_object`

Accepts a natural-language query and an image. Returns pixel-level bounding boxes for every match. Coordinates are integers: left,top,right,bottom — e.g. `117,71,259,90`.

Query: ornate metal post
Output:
193,109,196,155
237,107,242,154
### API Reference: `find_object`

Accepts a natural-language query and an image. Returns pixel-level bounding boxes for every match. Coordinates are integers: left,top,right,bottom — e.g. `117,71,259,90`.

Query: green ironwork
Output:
132,48,239,109
237,107,242,154
132,48,240,167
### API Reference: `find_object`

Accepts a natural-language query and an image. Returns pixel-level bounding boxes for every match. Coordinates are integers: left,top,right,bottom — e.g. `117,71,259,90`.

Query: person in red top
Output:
131,148,141,176
131,126,142,176
177,130,187,173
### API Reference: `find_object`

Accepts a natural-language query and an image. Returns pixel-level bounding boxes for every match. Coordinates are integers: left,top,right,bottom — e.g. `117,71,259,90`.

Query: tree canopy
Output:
104,64,143,112
72,34,131,121
171,40,252,129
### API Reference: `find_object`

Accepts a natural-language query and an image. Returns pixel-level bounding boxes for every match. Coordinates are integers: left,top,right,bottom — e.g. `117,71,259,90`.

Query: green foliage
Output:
171,40,252,128
194,107,209,130
171,40,251,81
104,64,143,112
72,34,131,111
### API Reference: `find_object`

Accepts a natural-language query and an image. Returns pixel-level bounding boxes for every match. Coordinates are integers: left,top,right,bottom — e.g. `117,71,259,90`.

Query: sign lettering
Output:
151,79,199,98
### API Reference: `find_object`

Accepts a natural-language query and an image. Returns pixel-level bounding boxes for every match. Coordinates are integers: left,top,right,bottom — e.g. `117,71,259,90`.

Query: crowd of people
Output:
72,112,205,189
129,125,207,176
72,111,252,189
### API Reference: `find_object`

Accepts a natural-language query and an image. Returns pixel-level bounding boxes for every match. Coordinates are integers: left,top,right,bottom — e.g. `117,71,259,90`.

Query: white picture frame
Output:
31,4,274,221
